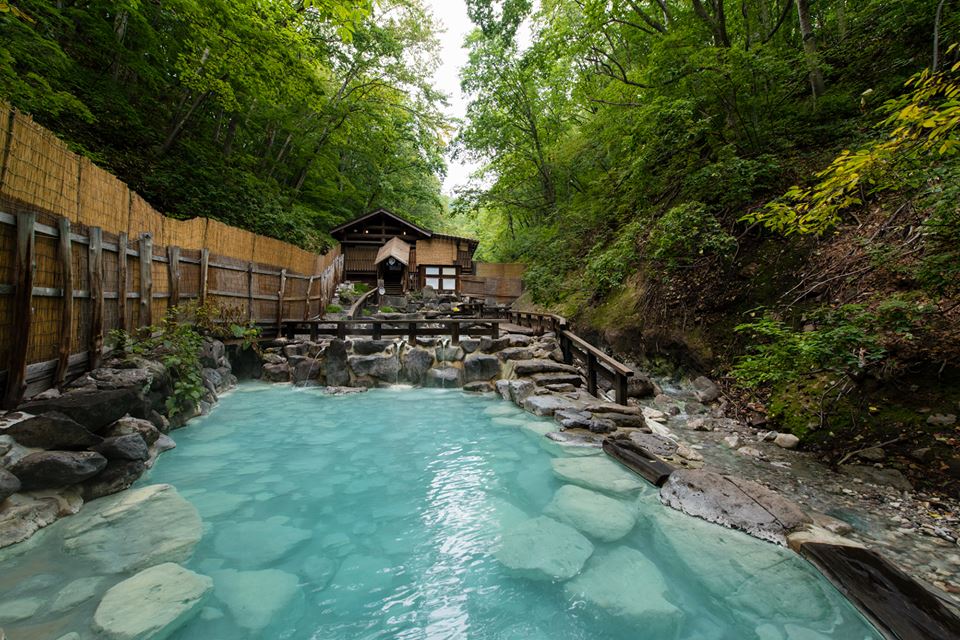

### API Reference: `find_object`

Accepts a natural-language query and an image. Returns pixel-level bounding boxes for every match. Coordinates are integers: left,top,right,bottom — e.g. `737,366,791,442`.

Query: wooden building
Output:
330,209,479,295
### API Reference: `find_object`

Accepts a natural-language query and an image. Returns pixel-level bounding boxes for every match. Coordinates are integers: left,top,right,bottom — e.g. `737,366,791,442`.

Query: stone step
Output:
531,372,582,387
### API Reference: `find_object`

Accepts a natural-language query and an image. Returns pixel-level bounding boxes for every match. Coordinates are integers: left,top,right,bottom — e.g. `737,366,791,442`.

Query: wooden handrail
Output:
561,330,633,376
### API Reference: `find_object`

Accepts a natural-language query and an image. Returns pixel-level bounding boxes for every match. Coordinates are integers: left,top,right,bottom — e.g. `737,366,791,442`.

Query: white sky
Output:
424,0,478,196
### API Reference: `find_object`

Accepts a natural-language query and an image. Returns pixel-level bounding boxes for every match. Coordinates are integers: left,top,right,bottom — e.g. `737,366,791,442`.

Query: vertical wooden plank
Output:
54,217,74,386
372,321,382,340
88,227,104,370
167,245,181,307
450,321,460,346
304,275,315,320
276,268,286,336
560,332,573,365
491,320,500,339
407,322,417,344
117,232,128,333
337,321,346,340
139,233,153,327
246,262,254,323
3,212,35,408
587,352,598,398
615,373,629,406
199,248,209,306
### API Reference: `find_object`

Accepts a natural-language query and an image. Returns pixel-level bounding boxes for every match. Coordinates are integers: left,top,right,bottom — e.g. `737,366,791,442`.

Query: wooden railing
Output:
490,308,635,404
279,318,506,342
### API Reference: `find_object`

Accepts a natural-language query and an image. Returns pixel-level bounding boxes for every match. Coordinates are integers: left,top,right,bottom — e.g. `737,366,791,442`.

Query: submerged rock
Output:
92,563,212,640
495,516,594,580
551,457,646,496
61,484,202,573
564,547,682,631
9,450,107,490
3,412,102,449
213,517,311,567
0,596,43,625
49,576,107,613
80,459,146,500
660,470,811,545
544,485,637,541
212,568,300,632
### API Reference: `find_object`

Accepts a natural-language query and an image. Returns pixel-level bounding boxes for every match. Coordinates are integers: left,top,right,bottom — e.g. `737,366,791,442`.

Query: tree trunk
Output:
796,0,826,99
222,116,238,156
158,91,209,156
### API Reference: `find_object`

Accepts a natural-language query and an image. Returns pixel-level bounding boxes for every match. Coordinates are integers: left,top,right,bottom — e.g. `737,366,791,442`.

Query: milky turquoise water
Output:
141,384,880,640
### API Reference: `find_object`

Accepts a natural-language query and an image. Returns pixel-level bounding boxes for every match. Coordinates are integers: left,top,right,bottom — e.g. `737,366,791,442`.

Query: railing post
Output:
373,321,382,340
88,227,104,369
276,268,286,338
54,217,73,386
450,321,460,345
615,373,629,405
199,248,209,306
246,261,254,323
560,332,573,364
586,352,598,397
337,321,346,340
305,275,315,320
408,321,417,344
309,322,318,342
167,245,181,308
117,232,128,332
491,320,500,339
3,212,35,409
138,233,153,327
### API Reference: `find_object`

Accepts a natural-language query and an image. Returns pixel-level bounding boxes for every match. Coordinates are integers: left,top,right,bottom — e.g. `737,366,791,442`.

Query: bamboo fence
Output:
0,103,343,407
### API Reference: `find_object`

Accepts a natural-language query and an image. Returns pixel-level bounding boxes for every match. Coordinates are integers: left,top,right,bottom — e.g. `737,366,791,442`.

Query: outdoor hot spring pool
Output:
0,385,882,639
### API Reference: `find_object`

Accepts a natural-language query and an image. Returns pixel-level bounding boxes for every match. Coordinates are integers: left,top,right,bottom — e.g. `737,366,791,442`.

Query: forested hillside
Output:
1,0,450,250
454,0,960,476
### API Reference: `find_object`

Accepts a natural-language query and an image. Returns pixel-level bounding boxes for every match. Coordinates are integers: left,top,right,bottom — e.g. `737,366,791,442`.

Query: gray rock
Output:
774,433,800,449
564,547,682,630
498,347,535,361
352,339,394,355
435,345,463,362
629,433,679,457
3,412,103,449
92,563,212,640
201,367,223,396
463,382,494,393
323,339,350,386
508,359,579,376
544,485,637,541
839,465,913,492
927,413,957,426
20,387,148,433
102,416,160,446
199,338,226,368
262,352,285,365
282,342,313,358
495,516,594,581
261,362,291,382
424,367,463,388
591,411,647,429
627,374,659,398
660,470,811,544
214,518,311,567
523,394,578,417
495,379,511,400
857,446,886,462
552,457,646,496
80,460,146,500
480,337,510,353
401,348,435,384
92,434,149,461
61,484,202,573
9,450,107,490
292,358,323,384
531,372,581,387
50,576,106,613
0,468,20,502
459,338,481,353
545,430,604,448
0,596,43,625
348,354,401,382
463,353,502,382
692,376,721,403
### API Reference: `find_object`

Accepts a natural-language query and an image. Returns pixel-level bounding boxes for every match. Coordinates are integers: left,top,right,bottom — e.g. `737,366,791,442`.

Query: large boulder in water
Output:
550,457,645,497
323,339,351,386
463,353,502,382
60,484,202,573
564,547,682,632
402,348,434,384
4,412,102,449
92,563,212,640
101,416,160,446
9,451,107,490
92,434,149,461
212,568,300,632
20,387,148,433
348,354,400,382
424,366,463,388
659,469,811,545
213,517,311,568
80,459,146,500
495,516,594,581
543,485,637,542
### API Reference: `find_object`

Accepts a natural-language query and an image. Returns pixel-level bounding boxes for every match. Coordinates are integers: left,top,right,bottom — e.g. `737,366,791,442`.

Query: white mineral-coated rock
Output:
60,484,202,573
564,547,682,632
49,576,106,613
0,596,43,624
495,516,594,580
520,421,553,439
543,485,636,542
551,457,645,496
774,433,800,449
213,517,311,567
212,568,300,632
92,563,212,640
484,404,519,417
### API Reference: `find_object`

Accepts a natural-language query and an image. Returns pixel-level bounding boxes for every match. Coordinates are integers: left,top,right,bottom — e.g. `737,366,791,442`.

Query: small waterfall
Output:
393,338,408,386
439,338,450,389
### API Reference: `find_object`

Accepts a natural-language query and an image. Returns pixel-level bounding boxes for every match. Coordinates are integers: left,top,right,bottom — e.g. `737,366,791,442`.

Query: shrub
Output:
583,221,643,297
380,305,396,313
647,202,736,270
325,304,343,313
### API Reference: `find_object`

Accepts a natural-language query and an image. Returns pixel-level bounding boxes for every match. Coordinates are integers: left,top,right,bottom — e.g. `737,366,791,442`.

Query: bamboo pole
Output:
117,232,128,332
88,227,104,369
3,212,36,408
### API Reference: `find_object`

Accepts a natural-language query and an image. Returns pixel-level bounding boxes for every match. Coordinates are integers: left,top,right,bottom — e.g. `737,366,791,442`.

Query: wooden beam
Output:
304,275,315,320
276,268,286,336
246,261,254,322
167,245,181,307
586,352,598,397
4,212,36,408
117,232,128,332
139,233,153,327
54,217,74,386
199,248,209,305
88,227,104,370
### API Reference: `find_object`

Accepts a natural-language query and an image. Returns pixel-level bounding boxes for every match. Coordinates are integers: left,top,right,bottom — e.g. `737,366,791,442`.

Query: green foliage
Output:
583,221,643,297
916,160,960,295
109,311,205,418
379,305,396,313
353,283,371,295
325,303,343,313
647,203,737,270
174,301,261,351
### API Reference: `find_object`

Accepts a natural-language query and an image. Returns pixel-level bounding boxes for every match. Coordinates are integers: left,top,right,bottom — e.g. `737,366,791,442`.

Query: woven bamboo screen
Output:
0,103,344,402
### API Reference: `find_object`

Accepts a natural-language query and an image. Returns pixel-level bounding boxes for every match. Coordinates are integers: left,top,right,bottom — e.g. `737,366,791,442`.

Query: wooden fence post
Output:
586,352,599,397
276,268,286,337
450,321,460,345
372,321,382,340
3,212,36,408
199,248,209,306
246,261,254,323
167,245,181,307
54,217,73,386
615,373,629,406
88,227,104,370
117,232,128,332
139,233,153,327
305,275,315,320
